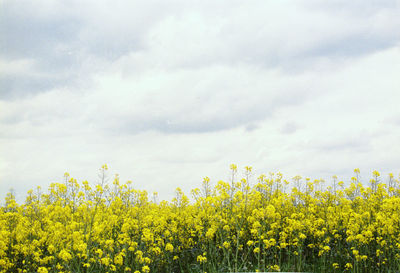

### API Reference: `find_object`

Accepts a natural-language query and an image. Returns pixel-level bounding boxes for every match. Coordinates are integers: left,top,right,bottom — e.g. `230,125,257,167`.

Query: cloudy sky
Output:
1,0,400,202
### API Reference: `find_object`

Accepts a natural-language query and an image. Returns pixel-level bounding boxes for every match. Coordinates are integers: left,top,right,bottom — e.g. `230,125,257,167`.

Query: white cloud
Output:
1,0,400,202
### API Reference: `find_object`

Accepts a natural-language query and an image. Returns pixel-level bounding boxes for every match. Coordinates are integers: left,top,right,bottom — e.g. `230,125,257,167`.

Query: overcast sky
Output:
1,0,400,202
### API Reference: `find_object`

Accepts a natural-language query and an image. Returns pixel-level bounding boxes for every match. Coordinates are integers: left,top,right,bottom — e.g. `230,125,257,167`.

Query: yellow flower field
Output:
1,164,400,273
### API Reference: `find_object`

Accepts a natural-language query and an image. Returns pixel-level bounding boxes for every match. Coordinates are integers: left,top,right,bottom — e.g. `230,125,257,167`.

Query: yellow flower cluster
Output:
1,166,400,273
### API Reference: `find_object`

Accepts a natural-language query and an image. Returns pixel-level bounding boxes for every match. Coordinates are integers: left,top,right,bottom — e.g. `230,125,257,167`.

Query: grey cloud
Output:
0,3,83,99
385,115,400,127
0,1,146,62
280,121,299,135
313,136,372,153
303,0,399,15
1,15,80,61
159,110,268,134
304,33,399,59
103,104,273,135
245,123,259,132
0,2,84,71
99,87,312,135
0,1,155,100
254,32,399,73
0,73,73,100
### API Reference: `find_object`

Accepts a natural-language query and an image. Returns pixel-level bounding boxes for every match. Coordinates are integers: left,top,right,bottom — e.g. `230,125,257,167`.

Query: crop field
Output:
1,164,400,273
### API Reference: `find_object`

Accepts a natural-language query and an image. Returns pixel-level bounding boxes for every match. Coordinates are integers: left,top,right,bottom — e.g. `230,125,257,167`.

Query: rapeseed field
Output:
1,164,399,273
